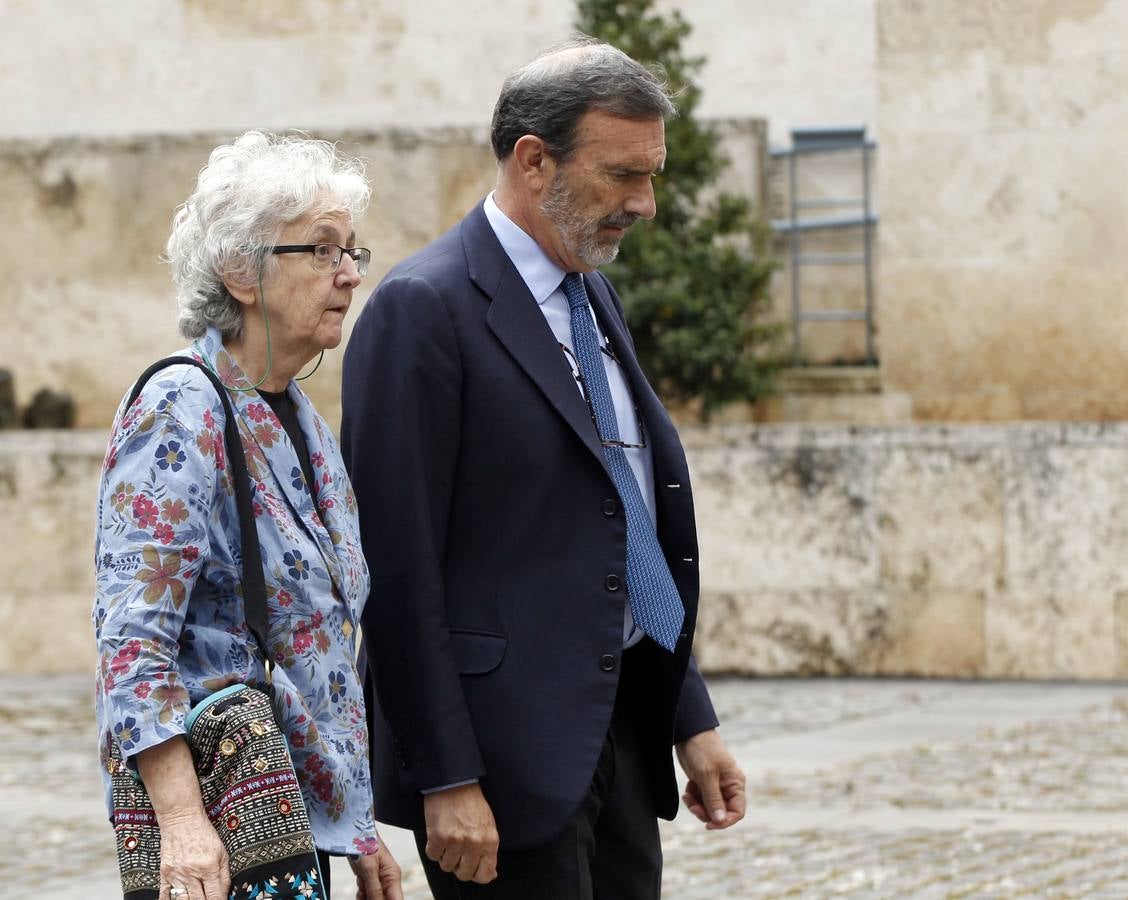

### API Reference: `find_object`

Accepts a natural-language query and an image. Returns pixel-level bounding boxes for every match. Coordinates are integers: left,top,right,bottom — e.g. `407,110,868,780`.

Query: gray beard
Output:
541,177,625,268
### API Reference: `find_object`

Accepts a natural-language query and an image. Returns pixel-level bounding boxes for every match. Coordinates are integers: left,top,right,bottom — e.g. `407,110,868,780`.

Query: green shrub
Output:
577,0,782,414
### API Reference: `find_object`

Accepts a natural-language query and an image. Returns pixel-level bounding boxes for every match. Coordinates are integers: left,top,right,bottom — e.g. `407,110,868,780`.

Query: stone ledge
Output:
5,423,1128,679
681,420,1128,450
0,428,106,457
756,391,913,425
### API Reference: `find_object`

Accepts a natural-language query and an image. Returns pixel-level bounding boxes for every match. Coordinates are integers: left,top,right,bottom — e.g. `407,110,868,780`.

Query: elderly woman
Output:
92,132,401,900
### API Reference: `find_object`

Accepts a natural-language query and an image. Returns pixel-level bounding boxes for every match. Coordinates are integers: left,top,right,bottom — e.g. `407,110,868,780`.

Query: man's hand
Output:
675,728,746,830
349,835,404,899
422,783,500,883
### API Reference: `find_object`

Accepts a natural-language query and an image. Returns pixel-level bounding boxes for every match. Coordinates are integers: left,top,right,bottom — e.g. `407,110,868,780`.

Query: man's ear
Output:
221,271,257,307
511,135,556,194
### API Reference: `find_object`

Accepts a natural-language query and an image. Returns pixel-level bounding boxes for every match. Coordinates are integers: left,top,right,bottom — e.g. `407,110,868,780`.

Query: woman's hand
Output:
137,737,231,900
349,836,404,900
155,809,231,900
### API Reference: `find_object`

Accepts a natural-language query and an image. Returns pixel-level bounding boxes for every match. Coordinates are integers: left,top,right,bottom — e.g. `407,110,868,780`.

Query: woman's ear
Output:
221,271,257,308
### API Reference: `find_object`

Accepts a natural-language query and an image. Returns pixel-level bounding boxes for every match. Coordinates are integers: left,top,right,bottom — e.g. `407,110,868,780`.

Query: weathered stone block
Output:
880,265,1128,421
872,590,986,677
877,52,992,134
876,447,1005,594
877,0,1128,423
1114,591,1128,678
985,590,1116,679
0,592,96,674
695,588,890,676
1004,442,1128,598
689,437,875,593
0,432,105,597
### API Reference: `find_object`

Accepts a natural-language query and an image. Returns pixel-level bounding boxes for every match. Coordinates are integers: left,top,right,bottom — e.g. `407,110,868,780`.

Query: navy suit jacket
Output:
341,201,718,850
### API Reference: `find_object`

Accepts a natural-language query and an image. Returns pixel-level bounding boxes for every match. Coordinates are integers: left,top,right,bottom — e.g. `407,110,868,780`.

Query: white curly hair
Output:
166,131,370,340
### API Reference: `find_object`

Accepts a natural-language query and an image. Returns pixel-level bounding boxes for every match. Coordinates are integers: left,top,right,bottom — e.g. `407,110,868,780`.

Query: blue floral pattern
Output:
284,550,310,581
155,439,187,472
328,670,347,703
114,716,140,750
93,326,377,855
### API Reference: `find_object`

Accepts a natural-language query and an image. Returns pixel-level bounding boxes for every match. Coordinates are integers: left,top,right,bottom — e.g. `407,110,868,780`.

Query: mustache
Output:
599,212,639,230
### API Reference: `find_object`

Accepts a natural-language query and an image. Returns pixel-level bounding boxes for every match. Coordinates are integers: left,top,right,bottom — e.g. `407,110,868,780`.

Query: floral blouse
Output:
92,326,378,855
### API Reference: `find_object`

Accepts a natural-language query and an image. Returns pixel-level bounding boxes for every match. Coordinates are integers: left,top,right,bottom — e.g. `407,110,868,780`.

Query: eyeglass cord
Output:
194,269,324,391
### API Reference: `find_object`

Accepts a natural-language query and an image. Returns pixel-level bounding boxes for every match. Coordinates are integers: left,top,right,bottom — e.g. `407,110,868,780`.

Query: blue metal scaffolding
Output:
771,126,878,366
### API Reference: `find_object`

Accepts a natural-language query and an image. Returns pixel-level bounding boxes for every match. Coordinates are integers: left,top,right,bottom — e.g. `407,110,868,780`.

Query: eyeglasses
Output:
272,244,372,277
560,342,647,450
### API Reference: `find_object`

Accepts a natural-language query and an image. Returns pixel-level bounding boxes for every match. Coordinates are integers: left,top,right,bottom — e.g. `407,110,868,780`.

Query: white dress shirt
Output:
484,192,653,646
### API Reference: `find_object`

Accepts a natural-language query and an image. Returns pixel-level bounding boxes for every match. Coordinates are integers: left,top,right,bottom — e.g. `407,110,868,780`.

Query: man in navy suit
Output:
342,37,746,899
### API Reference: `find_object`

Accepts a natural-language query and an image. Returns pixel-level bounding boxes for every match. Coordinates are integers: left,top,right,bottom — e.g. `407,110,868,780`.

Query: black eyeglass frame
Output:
560,342,648,450
272,243,372,276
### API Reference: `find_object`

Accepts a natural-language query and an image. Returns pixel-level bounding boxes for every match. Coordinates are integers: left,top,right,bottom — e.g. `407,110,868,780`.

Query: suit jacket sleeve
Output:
342,274,485,791
673,655,719,743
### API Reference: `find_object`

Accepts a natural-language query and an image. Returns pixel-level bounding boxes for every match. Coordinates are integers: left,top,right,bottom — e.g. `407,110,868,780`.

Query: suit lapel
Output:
464,206,611,476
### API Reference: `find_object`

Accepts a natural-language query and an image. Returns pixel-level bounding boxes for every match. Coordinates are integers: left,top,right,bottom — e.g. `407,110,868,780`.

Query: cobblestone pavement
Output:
6,676,1128,898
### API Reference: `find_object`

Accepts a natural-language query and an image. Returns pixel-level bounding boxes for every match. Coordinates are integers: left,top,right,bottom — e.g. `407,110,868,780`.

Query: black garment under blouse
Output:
258,387,317,502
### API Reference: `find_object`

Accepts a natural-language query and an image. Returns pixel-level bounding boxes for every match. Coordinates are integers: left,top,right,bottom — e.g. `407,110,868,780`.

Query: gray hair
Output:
167,131,370,340
490,35,676,164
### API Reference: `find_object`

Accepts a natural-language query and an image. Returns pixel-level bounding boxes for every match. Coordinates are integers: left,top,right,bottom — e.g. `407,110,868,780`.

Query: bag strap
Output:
127,356,272,679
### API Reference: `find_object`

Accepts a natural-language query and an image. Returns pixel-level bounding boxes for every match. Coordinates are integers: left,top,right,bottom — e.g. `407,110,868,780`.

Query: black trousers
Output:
318,850,334,897
418,648,663,900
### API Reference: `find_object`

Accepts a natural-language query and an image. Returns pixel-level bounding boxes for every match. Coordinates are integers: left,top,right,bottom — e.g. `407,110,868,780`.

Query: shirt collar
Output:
483,191,567,305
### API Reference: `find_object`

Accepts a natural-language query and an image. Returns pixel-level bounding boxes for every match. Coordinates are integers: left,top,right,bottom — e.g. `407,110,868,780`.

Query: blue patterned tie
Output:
562,273,685,652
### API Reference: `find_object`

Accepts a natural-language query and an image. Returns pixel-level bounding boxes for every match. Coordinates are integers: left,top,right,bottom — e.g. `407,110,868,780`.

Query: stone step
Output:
777,365,883,394
753,366,912,424
756,390,913,424
668,368,911,425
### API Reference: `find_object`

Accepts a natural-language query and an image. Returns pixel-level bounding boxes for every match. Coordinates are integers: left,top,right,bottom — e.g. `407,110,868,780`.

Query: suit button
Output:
600,654,616,672
602,499,617,517
605,574,620,592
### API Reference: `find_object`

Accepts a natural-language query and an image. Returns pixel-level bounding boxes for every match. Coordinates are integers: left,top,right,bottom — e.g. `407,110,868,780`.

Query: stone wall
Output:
687,421,1128,678
0,127,495,428
0,431,106,673
1,0,874,142
7,422,1128,678
876,0,1128,420
2,0,875,426
0,120,766,430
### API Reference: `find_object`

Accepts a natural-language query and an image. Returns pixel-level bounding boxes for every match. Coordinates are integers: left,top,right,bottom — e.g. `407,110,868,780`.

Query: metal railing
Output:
771,127,878,366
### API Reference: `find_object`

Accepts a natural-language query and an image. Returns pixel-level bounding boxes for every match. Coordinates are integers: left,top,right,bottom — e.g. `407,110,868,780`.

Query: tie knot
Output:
562,273,589,311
